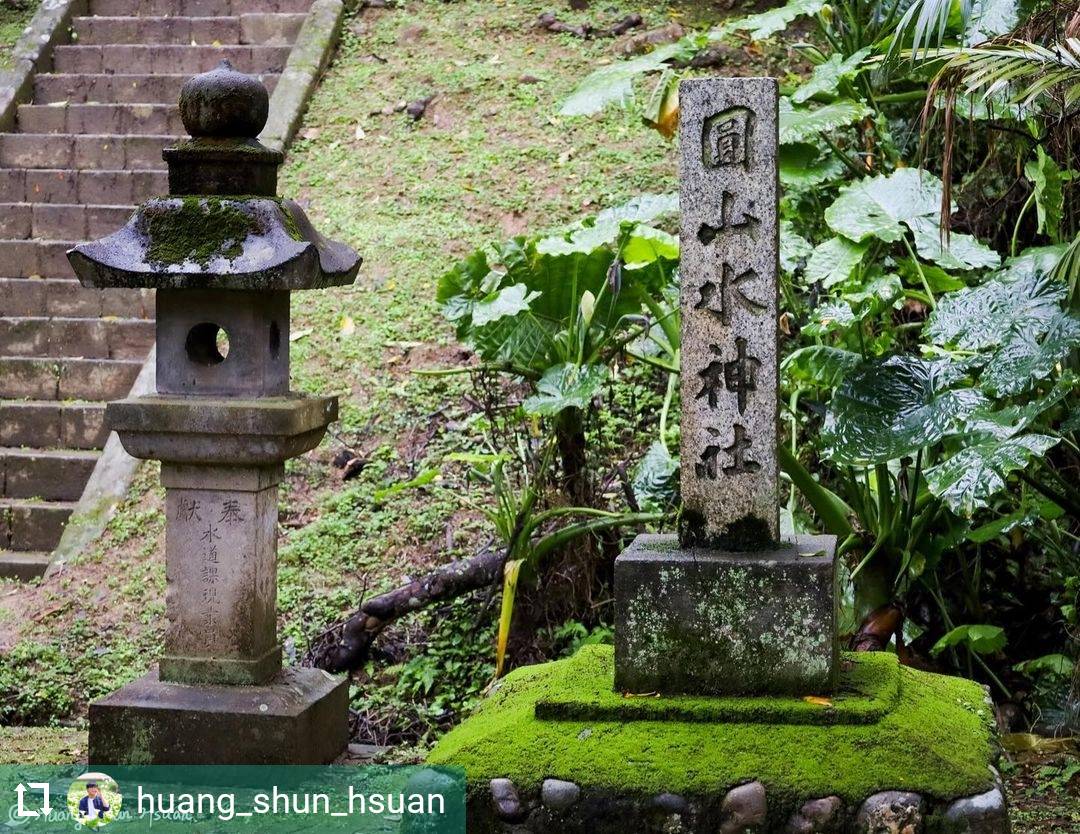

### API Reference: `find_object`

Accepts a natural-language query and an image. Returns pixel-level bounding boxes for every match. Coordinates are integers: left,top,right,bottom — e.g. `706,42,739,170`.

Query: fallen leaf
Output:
339,315,356,337
803,696,833,707
290,328,313,342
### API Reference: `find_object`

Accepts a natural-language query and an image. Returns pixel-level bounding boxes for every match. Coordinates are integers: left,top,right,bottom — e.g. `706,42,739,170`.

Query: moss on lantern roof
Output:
427,645,999,805
143,196,263,267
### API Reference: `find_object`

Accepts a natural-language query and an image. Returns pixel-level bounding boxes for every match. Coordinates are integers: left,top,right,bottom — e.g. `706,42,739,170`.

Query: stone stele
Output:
614,77,839,696
70,61,361,765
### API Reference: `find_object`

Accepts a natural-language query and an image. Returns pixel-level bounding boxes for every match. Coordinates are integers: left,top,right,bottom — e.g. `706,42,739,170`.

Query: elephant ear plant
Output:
434,195,681,675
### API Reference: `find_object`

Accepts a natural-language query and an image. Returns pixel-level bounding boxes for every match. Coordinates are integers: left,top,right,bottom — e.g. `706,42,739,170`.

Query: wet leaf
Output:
925,434,1060,516
782,345,862,389
722,0,827,40
1025,145,1063,241
779,143,846,189
980,311,1080,396
560,40,699,116
925,269,1067,350
471,283,539,327
780,220,814,274
632,441,679,512
907,217,1001,271
523,363,608,416
793,48,871,103
825,168,941,244
823,356,986,465
931,624,1006,656
805,236,869,287
779,98,873,144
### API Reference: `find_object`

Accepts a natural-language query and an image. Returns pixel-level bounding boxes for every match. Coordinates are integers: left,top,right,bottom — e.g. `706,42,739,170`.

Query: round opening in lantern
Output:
185,322,231,366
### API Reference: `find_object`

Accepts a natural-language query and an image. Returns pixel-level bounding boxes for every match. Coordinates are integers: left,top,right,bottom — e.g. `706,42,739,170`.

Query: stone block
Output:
88,666,349,765
0,204,31,238
159,463,282,685
26,169,76,203
614,533,838,695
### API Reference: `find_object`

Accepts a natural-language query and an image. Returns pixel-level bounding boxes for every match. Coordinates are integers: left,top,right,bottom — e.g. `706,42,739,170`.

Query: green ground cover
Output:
428,646,998,803
0,2,33,69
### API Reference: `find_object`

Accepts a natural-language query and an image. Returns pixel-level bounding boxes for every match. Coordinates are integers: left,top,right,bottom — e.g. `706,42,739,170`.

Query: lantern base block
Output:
88,666,348,765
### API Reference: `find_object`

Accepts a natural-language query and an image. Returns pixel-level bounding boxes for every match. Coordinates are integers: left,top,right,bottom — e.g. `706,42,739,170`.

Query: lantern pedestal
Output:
89,667,348,766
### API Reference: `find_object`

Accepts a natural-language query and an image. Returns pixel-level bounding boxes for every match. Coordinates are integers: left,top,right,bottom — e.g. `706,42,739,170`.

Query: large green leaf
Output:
926,269,1067,350
560,41,699,116
782,345,863,389
966,0,1020,44
804,299,859,336
981,310,1080,396
470,284,539,326
778,143,846,188
907,217,1001,270
779,98,873,144
825,168,942,244
722,0,827,40
805,236,869,287
823,356,987,464
793,48,872,103
931,624,1006,656
523,363,608,416
631,441,680,512
1025,146,1064,242
594,193,679,227
780,220,814,274
925,434,1061,515
963,375,1075,440
622,226,679,267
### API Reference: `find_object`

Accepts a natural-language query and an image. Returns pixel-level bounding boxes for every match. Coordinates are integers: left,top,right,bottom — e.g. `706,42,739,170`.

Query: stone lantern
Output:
67,62,361,765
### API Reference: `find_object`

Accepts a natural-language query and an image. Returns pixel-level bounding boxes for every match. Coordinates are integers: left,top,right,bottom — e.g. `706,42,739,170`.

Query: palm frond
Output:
887,0,971,65
932,38,1080,107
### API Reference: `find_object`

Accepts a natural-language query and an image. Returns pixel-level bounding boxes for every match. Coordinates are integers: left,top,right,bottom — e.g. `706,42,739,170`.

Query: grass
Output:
0,1,34,70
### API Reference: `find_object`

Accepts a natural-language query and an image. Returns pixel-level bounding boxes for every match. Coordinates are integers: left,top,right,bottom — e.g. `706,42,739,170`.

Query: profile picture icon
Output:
68,773,121,828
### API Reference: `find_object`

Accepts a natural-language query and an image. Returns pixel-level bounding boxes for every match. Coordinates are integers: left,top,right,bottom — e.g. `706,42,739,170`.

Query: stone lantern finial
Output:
179,60,270,139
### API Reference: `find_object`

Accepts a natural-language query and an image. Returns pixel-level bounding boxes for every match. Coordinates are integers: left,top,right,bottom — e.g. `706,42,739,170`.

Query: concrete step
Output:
0,278,153,319
0,203,132,240
88,0,312,15
0,240,78,279
0,400,109,450
0,357,143,400
19,103,185,136
34,73,279,105
71,14,306,46
0,550,52,581
0,317,154,360
53,44,291,75
0,168,168,205
0,134,174,171
0,498,75,552
0,447,99,501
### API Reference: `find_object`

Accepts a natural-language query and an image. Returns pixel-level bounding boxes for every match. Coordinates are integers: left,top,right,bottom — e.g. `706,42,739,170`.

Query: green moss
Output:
143,197,262,267
428,646,997,804
535,647,898,725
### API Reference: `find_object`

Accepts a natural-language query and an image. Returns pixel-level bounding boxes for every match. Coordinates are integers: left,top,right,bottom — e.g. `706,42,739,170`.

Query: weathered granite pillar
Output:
614,78,839,696
68,61,361,765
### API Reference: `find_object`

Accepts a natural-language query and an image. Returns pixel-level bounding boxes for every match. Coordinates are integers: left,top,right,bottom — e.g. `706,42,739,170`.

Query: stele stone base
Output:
615,534,838,696
88,666,348,765
427,646,1007,834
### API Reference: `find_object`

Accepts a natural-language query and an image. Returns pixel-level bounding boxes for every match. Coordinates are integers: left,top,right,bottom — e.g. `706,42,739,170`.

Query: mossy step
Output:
428,646,999,805
536,647,898,726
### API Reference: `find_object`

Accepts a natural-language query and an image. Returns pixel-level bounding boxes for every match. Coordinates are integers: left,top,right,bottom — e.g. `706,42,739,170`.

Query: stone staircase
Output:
0,0,313,580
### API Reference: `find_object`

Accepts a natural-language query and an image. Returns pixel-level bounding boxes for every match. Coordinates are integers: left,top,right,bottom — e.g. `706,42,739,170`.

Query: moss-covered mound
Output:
535,646,899,725
428,646,998,805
